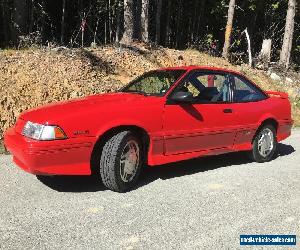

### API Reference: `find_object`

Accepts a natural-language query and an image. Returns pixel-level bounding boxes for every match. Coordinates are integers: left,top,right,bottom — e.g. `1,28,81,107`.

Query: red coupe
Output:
4,66,293,192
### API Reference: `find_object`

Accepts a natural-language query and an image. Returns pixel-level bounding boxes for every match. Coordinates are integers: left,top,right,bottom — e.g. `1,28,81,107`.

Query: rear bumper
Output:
277,120,293,142
4,127,96,175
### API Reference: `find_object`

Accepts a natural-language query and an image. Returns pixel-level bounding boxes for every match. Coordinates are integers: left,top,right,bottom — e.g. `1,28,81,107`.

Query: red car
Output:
4,66,293,192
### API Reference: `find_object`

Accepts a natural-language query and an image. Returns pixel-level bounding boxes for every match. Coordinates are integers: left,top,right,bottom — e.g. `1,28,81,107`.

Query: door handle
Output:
223,108,233,113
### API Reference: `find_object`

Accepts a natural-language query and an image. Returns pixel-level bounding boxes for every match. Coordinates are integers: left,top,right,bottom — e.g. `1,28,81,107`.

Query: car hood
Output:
19,92,152,124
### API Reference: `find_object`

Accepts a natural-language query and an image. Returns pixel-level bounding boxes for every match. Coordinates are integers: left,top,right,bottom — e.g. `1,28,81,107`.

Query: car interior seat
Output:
197,87,219,101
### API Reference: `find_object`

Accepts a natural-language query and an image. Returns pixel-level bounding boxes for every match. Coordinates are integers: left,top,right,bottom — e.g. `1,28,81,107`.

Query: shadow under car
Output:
37,142,295,193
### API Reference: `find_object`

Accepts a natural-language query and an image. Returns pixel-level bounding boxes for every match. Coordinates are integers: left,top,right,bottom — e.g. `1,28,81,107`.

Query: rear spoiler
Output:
265,91,289,99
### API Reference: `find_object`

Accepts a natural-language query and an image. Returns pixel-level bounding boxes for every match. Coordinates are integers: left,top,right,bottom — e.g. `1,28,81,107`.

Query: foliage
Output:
0,0,298,66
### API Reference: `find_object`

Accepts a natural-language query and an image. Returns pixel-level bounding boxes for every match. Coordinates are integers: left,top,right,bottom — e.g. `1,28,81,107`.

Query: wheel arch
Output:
252,117,279,143
90,125,150,175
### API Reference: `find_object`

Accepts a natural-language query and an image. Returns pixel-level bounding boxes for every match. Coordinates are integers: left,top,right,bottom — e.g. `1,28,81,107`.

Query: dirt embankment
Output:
1,45,300,142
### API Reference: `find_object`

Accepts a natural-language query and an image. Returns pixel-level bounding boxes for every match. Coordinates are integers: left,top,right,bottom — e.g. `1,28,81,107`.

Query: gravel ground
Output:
0,130,299,250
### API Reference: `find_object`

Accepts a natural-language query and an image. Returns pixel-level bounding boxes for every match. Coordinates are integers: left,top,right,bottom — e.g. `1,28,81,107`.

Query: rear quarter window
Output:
233,75,266,102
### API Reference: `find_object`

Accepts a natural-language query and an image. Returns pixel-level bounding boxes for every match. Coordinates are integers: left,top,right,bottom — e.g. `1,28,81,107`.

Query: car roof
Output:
159,65,242,75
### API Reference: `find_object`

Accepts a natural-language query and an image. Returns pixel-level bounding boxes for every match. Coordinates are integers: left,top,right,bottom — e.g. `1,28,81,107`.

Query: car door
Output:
163,71,239,155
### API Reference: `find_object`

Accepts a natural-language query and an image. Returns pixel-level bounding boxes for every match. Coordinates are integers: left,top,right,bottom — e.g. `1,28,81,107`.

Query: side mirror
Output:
169,91,193,103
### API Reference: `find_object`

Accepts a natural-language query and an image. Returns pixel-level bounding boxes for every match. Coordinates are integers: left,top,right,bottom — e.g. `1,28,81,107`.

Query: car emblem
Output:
73,130,89,135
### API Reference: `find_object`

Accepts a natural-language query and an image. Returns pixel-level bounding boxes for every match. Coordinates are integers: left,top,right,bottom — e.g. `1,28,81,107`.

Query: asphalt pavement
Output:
0,130,299,250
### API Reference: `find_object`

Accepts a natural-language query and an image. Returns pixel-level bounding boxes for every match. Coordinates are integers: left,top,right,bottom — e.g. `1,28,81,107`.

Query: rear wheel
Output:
249,124,277,162
99,131,142,192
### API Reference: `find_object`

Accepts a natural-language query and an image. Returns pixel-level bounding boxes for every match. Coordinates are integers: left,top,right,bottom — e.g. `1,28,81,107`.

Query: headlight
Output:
22,121,67,140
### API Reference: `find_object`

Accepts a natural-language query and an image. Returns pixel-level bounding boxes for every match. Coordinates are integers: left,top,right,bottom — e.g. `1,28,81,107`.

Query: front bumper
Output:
4,127,96,175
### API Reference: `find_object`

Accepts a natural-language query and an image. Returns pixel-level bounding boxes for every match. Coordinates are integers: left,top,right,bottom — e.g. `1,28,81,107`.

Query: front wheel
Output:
248,124,277,163
99,131,142,192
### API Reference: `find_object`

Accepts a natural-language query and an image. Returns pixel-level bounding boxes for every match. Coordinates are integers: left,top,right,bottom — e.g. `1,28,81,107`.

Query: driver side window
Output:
177,81,200,97
174,72,231,103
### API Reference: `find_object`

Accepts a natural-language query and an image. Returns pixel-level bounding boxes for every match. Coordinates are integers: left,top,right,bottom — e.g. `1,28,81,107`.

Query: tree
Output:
222,0,236,58
1,0,10,45
60,0,66,44
141,0,149,43
0,0,299,69
155,0,162,44
279,0,296,69
165,0,171,46
12,0,28,44
175,0,183,48
121,0,134,44
115,0,122,43
258,39,272,69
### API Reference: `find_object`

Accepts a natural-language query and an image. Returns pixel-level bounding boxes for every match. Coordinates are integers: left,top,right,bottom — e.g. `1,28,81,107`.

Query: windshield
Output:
121,70,186,96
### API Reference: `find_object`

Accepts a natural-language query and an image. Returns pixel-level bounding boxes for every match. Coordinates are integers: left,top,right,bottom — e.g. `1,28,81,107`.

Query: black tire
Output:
99,131,142,192
248,124,277,163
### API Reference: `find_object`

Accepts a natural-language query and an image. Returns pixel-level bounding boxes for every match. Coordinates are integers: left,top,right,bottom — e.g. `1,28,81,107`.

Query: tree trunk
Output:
155,0,163,44
115,0,122,43
279,0,296,69
196,0,206,39
191,0,199,43
29,0,34,34
165,0,171,46
185,0,195,45
60,0,66,44
141,0,149,43
1,0,10,45
121,0,134,44
243,28,252,67
286,19,294,67
175,0,183,48
108,0,113,43
222,0,236,58
258,39,272,69
104,17,107,44
12,0,28,44
94,18,99,44
134,0,142,40
40,0,46,44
